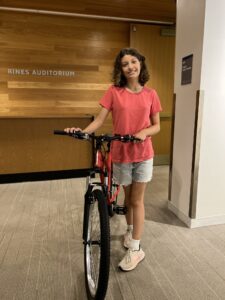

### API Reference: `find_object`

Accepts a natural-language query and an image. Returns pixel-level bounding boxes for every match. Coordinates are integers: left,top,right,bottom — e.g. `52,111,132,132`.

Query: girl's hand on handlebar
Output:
134,130,147,142
64,127,82,133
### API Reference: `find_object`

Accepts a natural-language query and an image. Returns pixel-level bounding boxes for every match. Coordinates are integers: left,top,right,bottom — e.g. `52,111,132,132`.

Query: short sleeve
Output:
150,89,162,115
99,86,114,111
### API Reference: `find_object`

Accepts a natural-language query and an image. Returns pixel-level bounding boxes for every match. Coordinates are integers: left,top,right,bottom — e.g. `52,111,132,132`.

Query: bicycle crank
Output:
113,205,128,215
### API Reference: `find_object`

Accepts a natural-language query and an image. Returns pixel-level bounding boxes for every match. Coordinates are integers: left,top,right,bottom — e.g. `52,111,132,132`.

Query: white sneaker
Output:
118,247,145,271
123,230,132,248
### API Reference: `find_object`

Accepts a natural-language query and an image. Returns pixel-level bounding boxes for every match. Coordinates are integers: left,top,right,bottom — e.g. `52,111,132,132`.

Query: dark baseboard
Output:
0,169,91,184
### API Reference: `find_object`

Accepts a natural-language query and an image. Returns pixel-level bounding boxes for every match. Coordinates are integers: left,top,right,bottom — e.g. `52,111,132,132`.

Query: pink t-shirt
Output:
100,85,162,163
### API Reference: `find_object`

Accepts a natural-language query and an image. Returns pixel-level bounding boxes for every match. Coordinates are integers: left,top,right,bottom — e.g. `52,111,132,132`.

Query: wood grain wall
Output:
0,11,129,123
0,11,130,175
0,116,93,174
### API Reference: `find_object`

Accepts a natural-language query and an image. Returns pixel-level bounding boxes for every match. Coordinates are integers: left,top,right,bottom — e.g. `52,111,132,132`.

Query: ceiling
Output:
0,0,176,24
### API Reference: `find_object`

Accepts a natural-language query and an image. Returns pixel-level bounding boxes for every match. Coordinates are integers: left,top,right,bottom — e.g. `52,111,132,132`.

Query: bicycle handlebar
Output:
53,130,141,142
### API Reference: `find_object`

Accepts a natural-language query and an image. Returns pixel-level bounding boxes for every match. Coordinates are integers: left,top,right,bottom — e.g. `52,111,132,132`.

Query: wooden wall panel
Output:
0,11,130,175
0,117,93,174
0,11,130,122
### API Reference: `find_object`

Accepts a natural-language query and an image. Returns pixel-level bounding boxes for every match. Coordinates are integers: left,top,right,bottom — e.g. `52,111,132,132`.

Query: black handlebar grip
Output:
53,130,68,135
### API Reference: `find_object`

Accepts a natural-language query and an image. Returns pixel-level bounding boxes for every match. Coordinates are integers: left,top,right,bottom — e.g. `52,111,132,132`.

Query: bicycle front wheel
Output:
83,189,110,300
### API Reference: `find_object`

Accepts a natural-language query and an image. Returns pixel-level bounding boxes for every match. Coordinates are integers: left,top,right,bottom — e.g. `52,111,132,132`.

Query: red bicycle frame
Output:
95,143,120,205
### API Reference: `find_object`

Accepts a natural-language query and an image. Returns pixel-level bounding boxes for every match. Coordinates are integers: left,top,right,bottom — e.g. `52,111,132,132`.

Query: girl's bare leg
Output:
124,182,147,239
129,182,147,240
124,185,133,226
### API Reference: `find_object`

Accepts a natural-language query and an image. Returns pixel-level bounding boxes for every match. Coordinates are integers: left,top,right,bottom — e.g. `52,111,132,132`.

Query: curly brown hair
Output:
112,48,150,87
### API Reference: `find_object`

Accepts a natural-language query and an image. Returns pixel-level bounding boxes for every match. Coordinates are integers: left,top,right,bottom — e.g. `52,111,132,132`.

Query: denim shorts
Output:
113,158,153,186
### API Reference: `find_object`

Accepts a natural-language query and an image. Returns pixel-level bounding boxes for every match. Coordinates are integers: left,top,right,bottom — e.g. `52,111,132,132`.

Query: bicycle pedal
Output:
114,205,127,215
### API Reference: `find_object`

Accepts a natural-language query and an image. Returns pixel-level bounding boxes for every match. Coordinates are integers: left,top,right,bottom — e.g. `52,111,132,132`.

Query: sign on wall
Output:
7,68,75,77
181,54,193,85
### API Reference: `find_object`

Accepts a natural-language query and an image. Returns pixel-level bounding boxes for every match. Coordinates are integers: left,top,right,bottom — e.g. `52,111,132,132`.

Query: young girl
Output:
65,48,162,271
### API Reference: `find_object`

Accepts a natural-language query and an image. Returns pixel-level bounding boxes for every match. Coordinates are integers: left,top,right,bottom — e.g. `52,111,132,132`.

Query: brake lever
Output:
71,131,90,140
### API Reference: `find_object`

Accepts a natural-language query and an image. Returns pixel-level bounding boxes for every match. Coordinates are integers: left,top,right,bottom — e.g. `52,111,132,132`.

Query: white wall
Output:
197,0,225,218
170,0,225,227
171,0,206,218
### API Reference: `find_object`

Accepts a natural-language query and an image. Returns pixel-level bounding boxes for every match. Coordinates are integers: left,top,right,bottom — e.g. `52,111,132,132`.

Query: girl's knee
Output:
130,197,144,208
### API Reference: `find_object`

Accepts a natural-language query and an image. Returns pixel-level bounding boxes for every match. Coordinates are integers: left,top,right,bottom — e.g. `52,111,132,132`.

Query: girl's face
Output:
121,54,141,81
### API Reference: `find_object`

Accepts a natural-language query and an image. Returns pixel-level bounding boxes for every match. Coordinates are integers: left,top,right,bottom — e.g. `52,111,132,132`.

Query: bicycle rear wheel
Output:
83,188,110,300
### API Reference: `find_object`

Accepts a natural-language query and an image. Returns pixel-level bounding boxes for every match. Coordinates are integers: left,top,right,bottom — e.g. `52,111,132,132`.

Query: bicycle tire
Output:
83,188,110,300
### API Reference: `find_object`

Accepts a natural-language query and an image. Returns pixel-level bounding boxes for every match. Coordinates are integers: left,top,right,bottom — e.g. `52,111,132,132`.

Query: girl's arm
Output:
64,107,110,134
134,112,160,141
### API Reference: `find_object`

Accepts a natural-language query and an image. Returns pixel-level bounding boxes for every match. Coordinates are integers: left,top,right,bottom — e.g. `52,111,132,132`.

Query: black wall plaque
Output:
181,54,193,85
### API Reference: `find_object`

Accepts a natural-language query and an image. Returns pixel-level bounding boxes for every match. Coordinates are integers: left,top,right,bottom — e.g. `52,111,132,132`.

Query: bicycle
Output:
54,130,139,300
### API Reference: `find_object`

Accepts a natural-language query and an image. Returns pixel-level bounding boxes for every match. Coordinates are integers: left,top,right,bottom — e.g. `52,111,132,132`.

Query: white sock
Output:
130,238,140,251
127,225,133,232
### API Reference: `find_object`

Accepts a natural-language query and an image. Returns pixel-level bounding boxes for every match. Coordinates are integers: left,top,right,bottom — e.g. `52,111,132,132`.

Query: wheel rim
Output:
86,200,101,297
